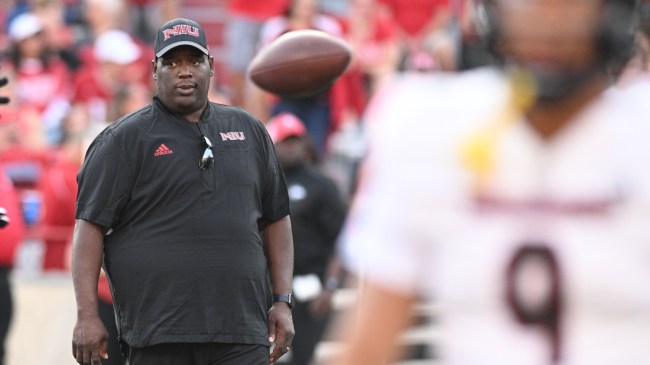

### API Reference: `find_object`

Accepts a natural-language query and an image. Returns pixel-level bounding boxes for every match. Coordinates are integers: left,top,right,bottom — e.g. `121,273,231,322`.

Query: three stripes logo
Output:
154,144,173,157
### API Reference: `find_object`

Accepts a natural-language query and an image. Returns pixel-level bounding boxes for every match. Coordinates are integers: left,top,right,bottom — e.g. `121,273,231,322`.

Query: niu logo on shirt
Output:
163,25,199,40
220,132,245,141
154,144,173,157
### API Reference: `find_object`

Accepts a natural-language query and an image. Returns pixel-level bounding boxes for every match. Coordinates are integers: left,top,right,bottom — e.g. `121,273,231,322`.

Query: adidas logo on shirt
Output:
154,144,173,157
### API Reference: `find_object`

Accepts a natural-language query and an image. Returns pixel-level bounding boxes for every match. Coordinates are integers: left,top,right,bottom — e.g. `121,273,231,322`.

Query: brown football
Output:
247,30,352,99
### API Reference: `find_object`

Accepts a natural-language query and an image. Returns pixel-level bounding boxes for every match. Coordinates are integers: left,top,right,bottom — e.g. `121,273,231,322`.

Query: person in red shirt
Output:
38,104,89,271
71,29,148,123
224,0,289,108
255,0,353,155
377,0,454,71
338,0,401,109
1,12,73,145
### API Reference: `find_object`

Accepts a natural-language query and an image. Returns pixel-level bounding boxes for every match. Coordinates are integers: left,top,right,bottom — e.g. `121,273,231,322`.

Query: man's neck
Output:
181,105,208,123
525,75,609,140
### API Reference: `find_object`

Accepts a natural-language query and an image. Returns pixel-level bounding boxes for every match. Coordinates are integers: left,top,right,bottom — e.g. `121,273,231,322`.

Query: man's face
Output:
495,0,602,76
153,46,213,116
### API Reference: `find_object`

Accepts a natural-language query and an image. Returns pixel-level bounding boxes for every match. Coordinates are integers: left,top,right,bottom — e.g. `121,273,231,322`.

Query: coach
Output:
71,18,294,365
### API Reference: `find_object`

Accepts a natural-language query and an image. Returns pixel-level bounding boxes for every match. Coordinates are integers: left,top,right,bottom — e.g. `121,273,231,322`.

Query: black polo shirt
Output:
76,97,290,348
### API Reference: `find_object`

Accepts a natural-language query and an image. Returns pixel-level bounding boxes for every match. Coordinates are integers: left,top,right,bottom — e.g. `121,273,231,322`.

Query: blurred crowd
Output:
0,0,487,274
2,0,650,364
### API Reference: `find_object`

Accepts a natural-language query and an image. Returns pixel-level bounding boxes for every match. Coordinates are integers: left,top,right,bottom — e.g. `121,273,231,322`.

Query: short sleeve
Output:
76,131,134,228
259,126,290,224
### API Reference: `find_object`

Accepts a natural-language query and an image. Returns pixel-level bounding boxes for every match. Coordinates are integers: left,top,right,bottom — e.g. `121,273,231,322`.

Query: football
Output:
247,29,352,99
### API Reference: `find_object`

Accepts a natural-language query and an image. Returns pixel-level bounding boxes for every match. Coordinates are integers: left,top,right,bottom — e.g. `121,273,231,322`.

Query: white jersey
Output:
340,68,650,365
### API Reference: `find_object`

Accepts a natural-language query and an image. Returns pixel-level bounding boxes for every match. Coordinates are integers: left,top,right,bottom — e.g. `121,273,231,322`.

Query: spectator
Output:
82,0,126,41
126,0,180,43
73,0,129,69
37,103,89,271
256,0,345,155
266,113,347,365
378,0,454,71
224,0,288,107
0,106,49,198
341,0,400,97
32,0,82,71
72,29,147,122
105,81,153,122
1,12,73,145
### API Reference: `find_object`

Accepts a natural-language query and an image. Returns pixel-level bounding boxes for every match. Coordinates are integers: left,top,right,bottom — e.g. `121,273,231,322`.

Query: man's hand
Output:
268,302,295,364
0,207,9,229
72,314,109,365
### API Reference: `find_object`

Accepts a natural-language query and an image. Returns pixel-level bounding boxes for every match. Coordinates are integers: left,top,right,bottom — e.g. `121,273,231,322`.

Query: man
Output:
71,18,294,365
331,1,650,365
266,113,347,365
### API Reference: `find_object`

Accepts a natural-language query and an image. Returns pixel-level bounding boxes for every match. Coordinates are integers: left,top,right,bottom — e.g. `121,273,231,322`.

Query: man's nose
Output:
178,62,193,77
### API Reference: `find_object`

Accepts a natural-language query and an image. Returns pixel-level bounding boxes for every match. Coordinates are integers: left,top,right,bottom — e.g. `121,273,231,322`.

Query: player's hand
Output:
72,314,109,365
0,207,9,229
268,302,294,364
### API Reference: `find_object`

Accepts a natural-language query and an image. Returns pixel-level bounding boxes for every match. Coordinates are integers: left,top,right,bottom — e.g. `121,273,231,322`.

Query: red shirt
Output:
6,57,72,112
228,0,289,20
378,0,449,37
0,166,25,267
38,152,79,270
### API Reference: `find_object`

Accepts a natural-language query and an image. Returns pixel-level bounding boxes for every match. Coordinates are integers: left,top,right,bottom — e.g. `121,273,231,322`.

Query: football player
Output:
330,1,650,365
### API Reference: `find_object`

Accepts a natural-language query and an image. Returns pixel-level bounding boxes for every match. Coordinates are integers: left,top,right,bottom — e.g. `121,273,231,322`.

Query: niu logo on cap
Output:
163,25,199,40
154,144,173,156
220,132,245,141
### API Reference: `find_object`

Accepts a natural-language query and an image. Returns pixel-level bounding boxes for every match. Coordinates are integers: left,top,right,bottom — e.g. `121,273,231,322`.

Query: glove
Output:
0,207,9,229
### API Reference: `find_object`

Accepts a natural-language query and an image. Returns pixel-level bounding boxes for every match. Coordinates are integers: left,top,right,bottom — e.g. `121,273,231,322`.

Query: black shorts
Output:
127,342,269,365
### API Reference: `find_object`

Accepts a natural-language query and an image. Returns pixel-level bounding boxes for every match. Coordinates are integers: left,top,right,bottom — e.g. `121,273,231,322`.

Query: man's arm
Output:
262,215,295,364
71,219,109,365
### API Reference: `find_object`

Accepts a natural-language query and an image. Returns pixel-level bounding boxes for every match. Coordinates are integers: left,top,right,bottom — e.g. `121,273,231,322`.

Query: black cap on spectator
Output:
154,18,209,58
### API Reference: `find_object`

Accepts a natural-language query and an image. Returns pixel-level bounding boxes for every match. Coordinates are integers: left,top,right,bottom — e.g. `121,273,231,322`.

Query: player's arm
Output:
71,219,109,365
263,215,295,364
329,279,417,365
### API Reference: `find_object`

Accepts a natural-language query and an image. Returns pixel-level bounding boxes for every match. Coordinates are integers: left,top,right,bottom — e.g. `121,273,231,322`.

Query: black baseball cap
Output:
154,18,209,58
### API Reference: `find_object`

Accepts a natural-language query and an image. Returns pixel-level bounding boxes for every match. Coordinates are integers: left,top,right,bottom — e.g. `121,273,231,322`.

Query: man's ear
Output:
152,59,157,80
209,55,214,76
